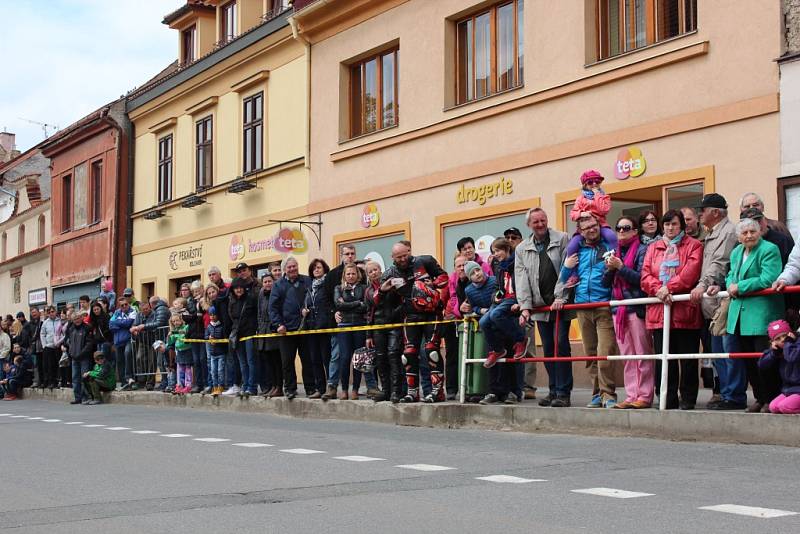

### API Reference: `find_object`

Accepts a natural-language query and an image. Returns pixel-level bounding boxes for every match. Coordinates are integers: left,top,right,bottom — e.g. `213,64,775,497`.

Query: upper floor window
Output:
158,135,173,203
221,1,237,44
597,0,697,60
196,115,213,190
1,232,6,261
38,214,45,247
91,160,102,224
182,25,197,64
243,92,263,174
73,163,88,229
456,0,524,105
18,224,25,255
350,48,398,138
62,174,72,232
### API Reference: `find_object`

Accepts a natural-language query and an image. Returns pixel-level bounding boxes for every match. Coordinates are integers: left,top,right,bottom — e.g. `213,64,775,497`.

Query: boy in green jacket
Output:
83,351,116,405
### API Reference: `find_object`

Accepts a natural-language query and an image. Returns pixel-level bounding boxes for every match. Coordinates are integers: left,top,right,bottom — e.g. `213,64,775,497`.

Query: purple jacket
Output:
759,338,800,395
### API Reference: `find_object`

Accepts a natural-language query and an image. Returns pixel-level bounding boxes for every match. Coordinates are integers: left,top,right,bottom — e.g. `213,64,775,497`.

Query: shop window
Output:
242,92,263,174
349,47,399,138
18,224,25,255
38,214,45,247
73,163,88,228
196,115,213,190
169,275,201,300
343,233,406,272
442,212,526,272
779,176,800,239
182,25,197,64
456,0,524,105
597,0,697,60
220,1,237,44
91,160,102,223
62,174,72,232
158,135,173,203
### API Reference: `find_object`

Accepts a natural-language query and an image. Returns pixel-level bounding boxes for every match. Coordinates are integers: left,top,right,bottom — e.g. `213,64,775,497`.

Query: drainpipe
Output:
101,105,125,294
289,12,313,169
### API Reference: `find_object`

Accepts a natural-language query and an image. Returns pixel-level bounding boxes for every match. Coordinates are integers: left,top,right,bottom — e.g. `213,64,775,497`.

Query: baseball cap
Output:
697,193,727,210
122,288,134,297
504,227,522,238
15,311,25,319
234,262,249,272
740,207,764,220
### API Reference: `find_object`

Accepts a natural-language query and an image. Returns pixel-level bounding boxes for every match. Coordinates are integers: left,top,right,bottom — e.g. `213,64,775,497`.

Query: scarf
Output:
581,187,605,201
658,232,685,285
640,233,660,246
612,235,640,338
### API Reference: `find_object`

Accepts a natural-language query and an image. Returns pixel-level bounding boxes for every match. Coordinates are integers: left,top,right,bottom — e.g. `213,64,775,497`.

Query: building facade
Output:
779,0,800,238
291,0,787,271
41,99,131,308
0,145,51,314
126,0,310,301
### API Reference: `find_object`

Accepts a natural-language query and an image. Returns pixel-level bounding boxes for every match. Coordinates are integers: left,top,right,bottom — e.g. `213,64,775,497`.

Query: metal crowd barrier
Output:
459,285,800,410
130,326,170,383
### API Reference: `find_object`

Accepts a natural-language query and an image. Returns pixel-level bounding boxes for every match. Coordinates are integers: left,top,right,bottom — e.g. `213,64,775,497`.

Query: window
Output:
38,214,45,247
158,135,173,203
12,273,21,304
242,92,263,174
182,25,197,64
18,224,25,255
91,160,102,223
220,1,237,44
73,163,88,228
1,232,6,261
196,116,213,190
598,0,697,60
456,0,524,105
350,48,398,138
62,174,72,232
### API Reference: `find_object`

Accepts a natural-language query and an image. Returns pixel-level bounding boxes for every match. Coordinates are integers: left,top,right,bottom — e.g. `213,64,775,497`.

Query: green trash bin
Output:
458,321,489,397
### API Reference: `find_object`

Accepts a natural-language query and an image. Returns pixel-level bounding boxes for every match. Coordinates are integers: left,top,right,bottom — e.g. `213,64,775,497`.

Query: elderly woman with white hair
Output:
710,217,785,412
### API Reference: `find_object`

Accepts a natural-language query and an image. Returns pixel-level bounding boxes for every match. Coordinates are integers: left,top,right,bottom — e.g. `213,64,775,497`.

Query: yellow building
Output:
126,0,312,300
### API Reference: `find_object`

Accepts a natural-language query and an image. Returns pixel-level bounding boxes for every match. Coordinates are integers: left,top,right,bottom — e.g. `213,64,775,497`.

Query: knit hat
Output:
580,169,604,185
767,320,792,340
464,261,481,278
209,306,217,316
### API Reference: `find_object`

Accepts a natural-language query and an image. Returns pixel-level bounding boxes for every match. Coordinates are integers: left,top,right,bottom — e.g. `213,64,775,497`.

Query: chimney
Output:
0,132,15,153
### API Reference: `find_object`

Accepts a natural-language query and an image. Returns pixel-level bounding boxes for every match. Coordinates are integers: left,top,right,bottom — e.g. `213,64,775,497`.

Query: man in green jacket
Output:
83,352,116,405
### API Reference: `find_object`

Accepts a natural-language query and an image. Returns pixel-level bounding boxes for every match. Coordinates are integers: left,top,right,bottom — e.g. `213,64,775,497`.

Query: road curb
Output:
21,388,800,447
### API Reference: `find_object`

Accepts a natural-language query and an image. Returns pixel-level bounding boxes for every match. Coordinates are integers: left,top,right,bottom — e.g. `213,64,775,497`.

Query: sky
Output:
1,0,184,153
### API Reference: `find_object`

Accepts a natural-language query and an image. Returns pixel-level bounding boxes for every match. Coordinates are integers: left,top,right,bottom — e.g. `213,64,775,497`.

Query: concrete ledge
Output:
21,388,800,447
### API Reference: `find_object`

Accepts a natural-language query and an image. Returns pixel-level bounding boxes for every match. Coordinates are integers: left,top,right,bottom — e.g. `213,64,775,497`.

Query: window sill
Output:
339,124,399,146
443,84,525,113
585,30,698,68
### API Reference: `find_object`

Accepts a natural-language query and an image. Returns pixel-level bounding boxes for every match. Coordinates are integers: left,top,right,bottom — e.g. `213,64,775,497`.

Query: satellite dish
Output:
0,188,16,223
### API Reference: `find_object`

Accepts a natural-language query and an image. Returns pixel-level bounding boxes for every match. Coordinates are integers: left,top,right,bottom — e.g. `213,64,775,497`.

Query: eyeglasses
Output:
585,180,602,186
643,217,658,223
615,225,633,232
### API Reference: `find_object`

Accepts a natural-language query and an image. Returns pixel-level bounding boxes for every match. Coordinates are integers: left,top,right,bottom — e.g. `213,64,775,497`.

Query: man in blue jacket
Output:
555,216,619,408
110,298,138,390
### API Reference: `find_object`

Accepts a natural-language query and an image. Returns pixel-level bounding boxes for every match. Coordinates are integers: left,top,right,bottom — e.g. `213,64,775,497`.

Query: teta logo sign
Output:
229,235,245,262
361,203,380,228
615,146,646,180
275,228,308,253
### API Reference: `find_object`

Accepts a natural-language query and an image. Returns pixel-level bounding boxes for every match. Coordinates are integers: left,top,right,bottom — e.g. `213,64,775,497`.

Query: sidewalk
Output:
20,386,799,448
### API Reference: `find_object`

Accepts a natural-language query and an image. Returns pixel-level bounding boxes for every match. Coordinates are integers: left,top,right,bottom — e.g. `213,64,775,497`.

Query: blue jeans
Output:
206,344,226,388
713,334,747,405
479,299,525,352
71,358,93,401
236,338,258,394
191,342,206,388
536,315,574,397
333,327,377,391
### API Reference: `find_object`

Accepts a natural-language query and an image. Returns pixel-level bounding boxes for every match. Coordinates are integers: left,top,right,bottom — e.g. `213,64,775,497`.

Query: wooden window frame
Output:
778,175,800,223
62,174,72,233
220,1,237,44
37,214,45,248
349,47,399,139
1,232,6,262
158,135,173,204
195,115,214,190
90,159,102,224
597,0,696,61
455,0,523,106
242,92,263,174
182,25,197,64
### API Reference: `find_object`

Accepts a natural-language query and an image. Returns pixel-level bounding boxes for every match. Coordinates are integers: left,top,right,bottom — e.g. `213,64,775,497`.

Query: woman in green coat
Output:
725,217,784,412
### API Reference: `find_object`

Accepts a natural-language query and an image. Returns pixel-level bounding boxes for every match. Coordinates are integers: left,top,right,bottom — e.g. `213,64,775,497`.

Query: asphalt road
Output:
1,399,799,533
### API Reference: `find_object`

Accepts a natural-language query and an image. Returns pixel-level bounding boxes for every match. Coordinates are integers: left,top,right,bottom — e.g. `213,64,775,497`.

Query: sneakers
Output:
3,394,17,401
321,385,338,401
70,399,82,405
202,386,212,394
512,341,527,360
707,399,746,411
87,399,102,405
483,350,506,369
285,390,297,400
586,394,602,408
538,395,552,407
422,393,435,404
479,393,500,405
550,396,570,408
603,398,617,409
399,394,418,403
120,379,134,391
504,392,520,404
221,385,240,397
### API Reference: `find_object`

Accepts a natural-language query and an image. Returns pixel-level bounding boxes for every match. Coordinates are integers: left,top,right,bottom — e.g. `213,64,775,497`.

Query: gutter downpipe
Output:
289,13,312,169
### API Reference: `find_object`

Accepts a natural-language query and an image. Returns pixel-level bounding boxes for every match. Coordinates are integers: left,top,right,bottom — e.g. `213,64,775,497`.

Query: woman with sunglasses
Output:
638,210,661,246
602,217,653,408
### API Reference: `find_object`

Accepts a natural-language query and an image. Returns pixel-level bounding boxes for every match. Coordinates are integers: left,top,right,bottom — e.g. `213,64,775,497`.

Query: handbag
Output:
228,329,239,353
709,297,730,337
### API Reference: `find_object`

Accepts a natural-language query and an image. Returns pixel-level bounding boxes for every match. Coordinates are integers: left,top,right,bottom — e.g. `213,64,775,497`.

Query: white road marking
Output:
130,430,161,434
0,413,12,416
10,415,28,418
232,442,273,448
395,464,456,472
41,419,62,423
159,433,192,438
81,424,106,428
63,422,85,425
476,475,546,484
571,488,654,499
333,456,386,462
699,504,798,518
104,427,131,431
280,448,326,455
26,417,44,420
193,438,231,443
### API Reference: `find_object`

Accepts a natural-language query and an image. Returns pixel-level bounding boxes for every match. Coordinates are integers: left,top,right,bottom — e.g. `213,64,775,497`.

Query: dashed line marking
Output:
159,434,192,438
81,424,106,428
41,419,62,423
232,442,273,448
26,417,44,420
0,414,12,416
130,430,161,434
194,438,231,443
333,456,386,462
699,504,798,518
571,488,654,499
280,448,326,455
63,422,85,425
395,464,456,472
476,475,546,484
104,427,131,431
10,415,28,418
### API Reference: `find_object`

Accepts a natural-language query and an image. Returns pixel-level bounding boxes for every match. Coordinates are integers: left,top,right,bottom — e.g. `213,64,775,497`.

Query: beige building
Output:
291,0,788,271
0,145,52,314
127,0,312,300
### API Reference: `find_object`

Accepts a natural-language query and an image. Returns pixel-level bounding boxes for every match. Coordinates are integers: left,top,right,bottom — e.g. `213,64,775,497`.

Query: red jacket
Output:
571,191,611,226
640,236,703,330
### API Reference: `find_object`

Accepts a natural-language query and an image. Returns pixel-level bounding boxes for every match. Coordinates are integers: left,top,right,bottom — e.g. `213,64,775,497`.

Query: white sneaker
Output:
221,385,240,397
